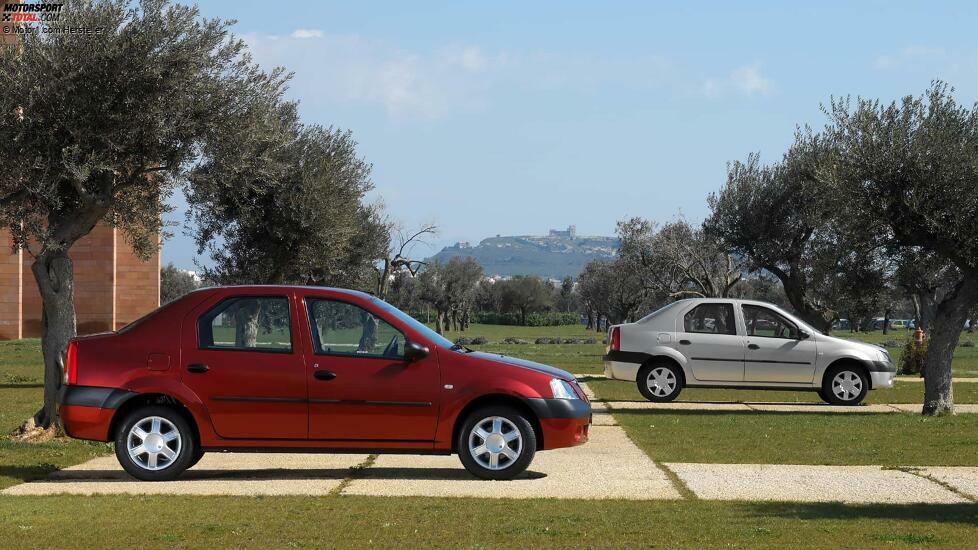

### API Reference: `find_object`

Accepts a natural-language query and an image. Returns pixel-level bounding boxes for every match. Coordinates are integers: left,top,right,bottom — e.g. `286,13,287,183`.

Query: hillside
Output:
428,227,618,279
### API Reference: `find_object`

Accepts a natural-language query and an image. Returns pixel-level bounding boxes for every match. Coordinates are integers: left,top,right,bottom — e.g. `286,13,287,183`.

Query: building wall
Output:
0,233,21,340
5,225,159,339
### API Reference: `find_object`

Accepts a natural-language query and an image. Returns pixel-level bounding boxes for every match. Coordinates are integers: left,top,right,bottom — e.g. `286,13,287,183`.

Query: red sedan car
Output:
60,286,591,481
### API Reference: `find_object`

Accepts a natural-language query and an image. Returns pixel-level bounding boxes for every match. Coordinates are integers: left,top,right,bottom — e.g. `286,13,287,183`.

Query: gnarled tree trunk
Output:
922,276,978,416
30,249,76,429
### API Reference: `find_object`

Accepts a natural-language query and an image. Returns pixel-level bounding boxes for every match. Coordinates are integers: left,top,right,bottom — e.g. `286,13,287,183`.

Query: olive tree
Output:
187,118,388,289
705,132,867,333
826,82,978,415
0,0,286,430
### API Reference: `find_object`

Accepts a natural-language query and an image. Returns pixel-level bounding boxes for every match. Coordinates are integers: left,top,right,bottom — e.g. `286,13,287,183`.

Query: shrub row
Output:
470,311,580,327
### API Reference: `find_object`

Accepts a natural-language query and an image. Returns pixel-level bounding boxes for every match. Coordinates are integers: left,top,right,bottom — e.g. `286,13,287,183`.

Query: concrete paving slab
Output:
604,400,978,414
896,377,978,383
604,401,753,411
745,403,896,413
343,425,680,500
666,463,968,504
2,453,369,496
917,467,978,499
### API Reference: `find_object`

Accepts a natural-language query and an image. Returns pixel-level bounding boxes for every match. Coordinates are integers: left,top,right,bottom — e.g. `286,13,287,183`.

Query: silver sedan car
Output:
603,298,896,405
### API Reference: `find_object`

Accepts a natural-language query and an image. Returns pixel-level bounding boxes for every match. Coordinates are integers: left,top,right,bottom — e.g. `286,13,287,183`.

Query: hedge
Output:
471,311,580,327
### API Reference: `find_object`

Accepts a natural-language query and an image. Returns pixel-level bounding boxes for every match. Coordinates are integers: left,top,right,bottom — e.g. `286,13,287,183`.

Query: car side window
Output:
306,298,406,359
198,296,292,352
683,303,737,335
743,305,799,339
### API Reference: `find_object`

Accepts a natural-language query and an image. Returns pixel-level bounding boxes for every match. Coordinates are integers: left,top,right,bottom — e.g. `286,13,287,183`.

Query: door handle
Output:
679,339,691,345
748,343,759,350
186,363,209,373
314,370,337,381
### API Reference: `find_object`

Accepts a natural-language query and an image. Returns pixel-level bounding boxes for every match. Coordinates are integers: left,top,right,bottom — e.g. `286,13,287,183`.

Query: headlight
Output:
550,378,579,400
878,349,892,363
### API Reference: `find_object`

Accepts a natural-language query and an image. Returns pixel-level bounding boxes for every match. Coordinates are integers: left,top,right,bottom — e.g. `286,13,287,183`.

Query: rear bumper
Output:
604,359,641,381
58,385,135,442
526,398,591,450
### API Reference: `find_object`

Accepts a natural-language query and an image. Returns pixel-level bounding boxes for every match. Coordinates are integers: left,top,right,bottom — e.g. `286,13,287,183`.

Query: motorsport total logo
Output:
2,2,64,23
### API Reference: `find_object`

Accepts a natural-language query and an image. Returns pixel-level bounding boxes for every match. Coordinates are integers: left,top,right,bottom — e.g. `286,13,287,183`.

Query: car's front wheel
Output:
821,366,869,405
457,406,536,480
114,405,196,481
637,362,684,402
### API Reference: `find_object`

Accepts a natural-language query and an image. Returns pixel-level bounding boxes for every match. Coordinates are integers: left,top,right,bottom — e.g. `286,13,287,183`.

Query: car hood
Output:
468,351,575,381
819,333,885,355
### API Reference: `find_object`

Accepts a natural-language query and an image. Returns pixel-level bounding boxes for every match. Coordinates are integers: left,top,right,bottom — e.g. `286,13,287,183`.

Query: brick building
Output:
1,8,161,340
0,225,161,340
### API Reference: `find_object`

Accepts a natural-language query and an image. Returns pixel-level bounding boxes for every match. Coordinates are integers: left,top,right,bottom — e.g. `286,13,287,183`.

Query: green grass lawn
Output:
3,333,978,548
0,495,976,548
615,409,978,466
585,377,978,404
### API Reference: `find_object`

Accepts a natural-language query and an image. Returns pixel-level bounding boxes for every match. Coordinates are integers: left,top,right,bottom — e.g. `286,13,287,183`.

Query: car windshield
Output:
368,297,456,350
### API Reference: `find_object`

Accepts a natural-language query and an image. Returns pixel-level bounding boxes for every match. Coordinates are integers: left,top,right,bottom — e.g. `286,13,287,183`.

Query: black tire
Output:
816,387,832,404
188,448,206,469
457,405,537,480
637,362,684,402
821,365,869,406
114,405,196,481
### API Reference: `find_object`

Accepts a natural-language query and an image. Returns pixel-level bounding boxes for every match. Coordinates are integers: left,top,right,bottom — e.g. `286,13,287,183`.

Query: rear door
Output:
301,295,441,443
676,302,745,382
181,292,308,439
742,305,817,383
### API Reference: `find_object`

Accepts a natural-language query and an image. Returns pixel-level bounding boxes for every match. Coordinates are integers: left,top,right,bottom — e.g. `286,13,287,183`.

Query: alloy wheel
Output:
831,371,863,402
127,416,182,471
468,416,523,470
646,367,677,397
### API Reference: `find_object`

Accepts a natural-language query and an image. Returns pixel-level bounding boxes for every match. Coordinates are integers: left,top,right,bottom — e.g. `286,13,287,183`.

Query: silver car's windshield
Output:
637,300,689,324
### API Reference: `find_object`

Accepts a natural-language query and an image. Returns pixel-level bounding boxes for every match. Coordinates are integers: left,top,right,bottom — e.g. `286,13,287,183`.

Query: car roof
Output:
676,297,782,308
188,285,374,299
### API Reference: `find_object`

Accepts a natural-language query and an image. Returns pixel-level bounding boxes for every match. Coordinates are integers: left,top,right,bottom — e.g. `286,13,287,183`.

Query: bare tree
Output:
375,223,437,300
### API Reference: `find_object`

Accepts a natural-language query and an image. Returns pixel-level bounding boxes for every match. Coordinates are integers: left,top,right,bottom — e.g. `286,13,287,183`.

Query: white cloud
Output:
703,64,774,98
290,29,324,39
875,44,945,70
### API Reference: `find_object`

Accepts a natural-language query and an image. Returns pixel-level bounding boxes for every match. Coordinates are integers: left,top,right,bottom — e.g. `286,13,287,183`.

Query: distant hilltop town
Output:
429,226,618,279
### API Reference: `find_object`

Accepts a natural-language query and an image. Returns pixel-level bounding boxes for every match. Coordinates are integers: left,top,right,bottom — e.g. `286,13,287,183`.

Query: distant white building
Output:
549,225,577,238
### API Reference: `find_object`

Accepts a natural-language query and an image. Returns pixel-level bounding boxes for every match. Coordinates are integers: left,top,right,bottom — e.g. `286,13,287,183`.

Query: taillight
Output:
65,340,78,385
610,326,620,351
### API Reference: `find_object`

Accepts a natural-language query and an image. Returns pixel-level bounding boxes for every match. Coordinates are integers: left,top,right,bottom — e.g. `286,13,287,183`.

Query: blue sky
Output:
163,0,978,269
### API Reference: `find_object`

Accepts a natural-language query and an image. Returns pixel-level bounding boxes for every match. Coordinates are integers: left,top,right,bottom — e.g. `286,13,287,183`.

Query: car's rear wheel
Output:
457,406,536,480
637,362,684,402
821,366,868,405
115,405,196,481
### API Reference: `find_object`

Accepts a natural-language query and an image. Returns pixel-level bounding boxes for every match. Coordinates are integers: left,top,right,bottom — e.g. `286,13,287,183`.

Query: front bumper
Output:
526,398,591,450
867,360,897,390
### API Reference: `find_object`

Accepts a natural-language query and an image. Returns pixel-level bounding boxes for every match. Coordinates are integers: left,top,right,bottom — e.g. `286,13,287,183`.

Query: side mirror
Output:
798,330,811,340
404,341,430,362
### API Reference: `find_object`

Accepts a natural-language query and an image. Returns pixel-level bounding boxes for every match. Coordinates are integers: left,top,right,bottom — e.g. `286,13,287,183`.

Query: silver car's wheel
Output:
646,367,677,397
637,363,684,402
468,416,523,471
831,371,863,402
821,366,868,405
127,416,182,471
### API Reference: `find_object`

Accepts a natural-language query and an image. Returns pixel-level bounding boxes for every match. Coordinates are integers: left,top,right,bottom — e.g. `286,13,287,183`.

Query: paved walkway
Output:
599,400,978,413
576,373,978,383
4,402,976,504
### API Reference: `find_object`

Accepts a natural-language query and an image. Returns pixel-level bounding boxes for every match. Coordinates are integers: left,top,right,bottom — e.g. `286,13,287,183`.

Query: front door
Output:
676,302,745,382
302,296,440,442
742,305,817,383
181,293,308,439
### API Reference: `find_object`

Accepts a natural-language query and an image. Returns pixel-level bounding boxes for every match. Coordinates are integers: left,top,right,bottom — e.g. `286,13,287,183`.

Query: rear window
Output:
197,296,293,352
683,303,737,335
